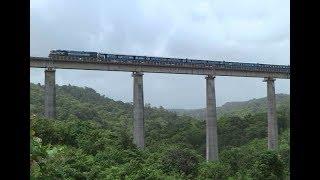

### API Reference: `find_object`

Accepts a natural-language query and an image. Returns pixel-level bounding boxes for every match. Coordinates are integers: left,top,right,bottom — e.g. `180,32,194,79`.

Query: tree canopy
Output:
30,83,290,179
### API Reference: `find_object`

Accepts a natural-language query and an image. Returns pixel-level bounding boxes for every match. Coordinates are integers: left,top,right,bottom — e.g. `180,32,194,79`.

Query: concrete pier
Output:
44,68,56,119
264,77,278,150
205,75,218,161
132,72,145,148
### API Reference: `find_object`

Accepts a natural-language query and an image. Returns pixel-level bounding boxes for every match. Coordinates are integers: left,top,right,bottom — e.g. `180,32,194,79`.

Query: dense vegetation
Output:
30,83,290,179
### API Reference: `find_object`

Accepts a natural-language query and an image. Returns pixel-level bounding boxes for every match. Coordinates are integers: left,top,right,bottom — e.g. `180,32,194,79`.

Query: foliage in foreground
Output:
30,83,290,179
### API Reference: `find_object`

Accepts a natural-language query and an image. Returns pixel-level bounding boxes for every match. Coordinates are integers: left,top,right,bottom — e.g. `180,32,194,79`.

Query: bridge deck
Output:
30,57,290,79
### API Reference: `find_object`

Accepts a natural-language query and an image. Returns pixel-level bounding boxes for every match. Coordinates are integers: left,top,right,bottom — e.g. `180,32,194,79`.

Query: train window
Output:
107,55,115,58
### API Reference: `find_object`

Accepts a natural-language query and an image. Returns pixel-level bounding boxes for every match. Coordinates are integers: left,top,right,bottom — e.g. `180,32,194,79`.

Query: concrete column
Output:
44,68,56,119
263,77,278,150
205,75,218,161
132,72,145,148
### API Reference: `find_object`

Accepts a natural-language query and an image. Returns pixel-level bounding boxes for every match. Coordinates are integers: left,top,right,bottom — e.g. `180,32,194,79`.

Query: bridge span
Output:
30,57,289,79
30,56,290,161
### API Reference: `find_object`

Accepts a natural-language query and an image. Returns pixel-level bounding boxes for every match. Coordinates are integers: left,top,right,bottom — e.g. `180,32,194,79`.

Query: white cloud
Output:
30,0,290,108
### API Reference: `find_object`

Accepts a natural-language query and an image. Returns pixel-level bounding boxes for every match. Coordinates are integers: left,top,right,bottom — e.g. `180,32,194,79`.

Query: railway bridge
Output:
30,55,290,161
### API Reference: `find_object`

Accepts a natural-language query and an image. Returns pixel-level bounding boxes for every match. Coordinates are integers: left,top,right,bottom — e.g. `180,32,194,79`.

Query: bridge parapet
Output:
30,57,290,79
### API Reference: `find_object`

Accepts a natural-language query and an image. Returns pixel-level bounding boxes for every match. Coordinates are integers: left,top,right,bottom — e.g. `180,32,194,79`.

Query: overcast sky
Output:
30,0,290,109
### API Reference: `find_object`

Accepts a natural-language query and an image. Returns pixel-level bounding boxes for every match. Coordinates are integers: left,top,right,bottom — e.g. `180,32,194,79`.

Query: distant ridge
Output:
170,94,290,120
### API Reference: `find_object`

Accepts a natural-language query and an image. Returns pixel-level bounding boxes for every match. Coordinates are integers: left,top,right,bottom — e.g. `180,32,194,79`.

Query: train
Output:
49,50,290,73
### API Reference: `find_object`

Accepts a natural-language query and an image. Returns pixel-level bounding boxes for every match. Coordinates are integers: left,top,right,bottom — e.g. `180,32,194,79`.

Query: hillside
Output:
30,83,290,179
171,94,290,120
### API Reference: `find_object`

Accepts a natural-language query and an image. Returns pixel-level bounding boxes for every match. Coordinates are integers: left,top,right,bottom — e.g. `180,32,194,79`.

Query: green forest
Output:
30,83,290,179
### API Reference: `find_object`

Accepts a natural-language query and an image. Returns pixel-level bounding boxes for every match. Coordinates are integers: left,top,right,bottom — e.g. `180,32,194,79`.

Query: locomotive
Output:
49,50,98,59
49,50,290,73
